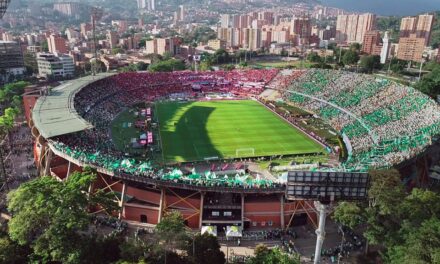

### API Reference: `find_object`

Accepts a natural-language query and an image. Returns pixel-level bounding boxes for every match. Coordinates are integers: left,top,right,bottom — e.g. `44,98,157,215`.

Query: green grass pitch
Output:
156,100,324,163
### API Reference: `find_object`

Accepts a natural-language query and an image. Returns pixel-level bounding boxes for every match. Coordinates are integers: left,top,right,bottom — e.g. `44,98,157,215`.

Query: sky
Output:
322,0,440,16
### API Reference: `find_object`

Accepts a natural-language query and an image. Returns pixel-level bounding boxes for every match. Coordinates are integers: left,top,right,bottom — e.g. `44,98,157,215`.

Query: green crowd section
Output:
284,69,440,171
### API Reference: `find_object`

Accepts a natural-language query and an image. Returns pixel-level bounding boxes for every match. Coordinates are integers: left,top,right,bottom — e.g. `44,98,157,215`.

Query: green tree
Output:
148,59,186,72
415,64,440,97
307,52,322,63
389,58,407,74
155,211,189,259
144,53,163,63
333,170,440,263
350,43,361,52
386,217,440,264
187,233,225,264
23,52,38,75
342,50,360,66
0,233,31,263
182,26,217,44
112,47,125,55
213,49,231,64
200,61,212,71
246,244,299,264
7,169,117,263
360,55,381,73
136,62,149,71
223,64,235,71
162,51,173,61
333,202,363,229
41,40,49,52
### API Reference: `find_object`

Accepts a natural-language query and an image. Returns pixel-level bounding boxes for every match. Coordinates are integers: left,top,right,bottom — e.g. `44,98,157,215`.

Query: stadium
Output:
25,68,440,234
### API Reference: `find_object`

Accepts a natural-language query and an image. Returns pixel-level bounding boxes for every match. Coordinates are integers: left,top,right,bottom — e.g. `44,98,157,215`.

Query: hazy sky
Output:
322,0,440,16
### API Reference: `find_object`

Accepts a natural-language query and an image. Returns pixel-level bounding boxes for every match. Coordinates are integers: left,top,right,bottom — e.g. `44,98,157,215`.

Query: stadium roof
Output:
33,73,115,138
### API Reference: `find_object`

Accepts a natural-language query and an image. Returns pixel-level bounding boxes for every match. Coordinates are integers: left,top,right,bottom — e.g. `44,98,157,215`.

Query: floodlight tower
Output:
300,12,309,69
0,0,11,19
286,171,370,264
91,7,103,75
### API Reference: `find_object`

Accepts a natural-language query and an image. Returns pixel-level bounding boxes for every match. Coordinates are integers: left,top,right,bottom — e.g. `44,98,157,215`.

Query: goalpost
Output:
235,148,256,158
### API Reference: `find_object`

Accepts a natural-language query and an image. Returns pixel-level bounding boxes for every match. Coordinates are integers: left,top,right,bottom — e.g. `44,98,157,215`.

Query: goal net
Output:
235,148,255,158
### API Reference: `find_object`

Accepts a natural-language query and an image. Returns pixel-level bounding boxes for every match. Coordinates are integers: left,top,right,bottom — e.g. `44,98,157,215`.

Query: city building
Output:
48,34,68,54
137,0,155,10
220,14,232,28
65,28,80,41
37,53,75,78
336,13,376,44
318,26,336,41
380,32,391,64
400,16,418,38
362,30,382,55
112,20,129,34
207,39,226,50
257,11,273,24
107,31,119,49
0,41,25,81
174,5,185,22
396,33,426,62
290,16,312,44
53,2,82,18
145,38,177,56
399,14,435,46
80,23,92,38
1,32,14,41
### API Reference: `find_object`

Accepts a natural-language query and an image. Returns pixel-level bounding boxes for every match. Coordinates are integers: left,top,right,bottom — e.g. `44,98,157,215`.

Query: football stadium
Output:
26,69,440,232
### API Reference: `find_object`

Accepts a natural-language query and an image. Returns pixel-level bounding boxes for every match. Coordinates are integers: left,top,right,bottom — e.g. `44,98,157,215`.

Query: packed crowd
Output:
279,69,440,170
53,70,280,188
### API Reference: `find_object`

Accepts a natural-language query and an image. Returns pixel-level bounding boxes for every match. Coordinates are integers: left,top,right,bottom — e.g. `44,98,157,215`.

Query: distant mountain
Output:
321,0,439,16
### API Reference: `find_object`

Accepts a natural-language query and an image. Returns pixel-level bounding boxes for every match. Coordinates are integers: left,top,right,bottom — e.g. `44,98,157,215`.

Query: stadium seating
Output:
52,70,279,188
279,69,440,170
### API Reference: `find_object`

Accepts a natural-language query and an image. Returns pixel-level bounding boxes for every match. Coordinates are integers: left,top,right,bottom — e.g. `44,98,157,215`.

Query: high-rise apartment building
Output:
80,23,92,38
400,16,418,38
53,2,81,18
362,30,382,55
290,16,312,45
399,14,435,46
396,14,434,62
145,38,176,56
415,14,435,46
397,33,425,62
179,5,185,21
137,0,155,10
220,14,232,28
0,41,25,80
336,13,376,44
107,31,119,49
48,35,68,54
257,11,273,24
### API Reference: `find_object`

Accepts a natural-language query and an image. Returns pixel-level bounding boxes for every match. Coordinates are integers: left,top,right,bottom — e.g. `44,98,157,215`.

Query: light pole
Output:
0,0,11,19
337,225,345,264
313,201,328,264
418,59,425,81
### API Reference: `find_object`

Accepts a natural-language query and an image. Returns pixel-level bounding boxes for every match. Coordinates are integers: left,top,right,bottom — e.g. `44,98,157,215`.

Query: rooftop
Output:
32,73,115,138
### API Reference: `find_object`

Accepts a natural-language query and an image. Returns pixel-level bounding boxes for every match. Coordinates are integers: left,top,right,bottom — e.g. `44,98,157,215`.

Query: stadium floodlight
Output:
286,171,370,264
0,0,11,19
90,7,103,75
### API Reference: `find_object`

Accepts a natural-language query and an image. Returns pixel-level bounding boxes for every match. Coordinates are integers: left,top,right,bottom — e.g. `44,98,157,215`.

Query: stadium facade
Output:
25,69,440,231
